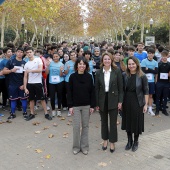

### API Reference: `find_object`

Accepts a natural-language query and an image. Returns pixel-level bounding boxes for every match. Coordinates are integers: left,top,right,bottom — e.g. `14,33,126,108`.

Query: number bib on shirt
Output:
160,73,168,80
146,73,152,80
51,76,60,83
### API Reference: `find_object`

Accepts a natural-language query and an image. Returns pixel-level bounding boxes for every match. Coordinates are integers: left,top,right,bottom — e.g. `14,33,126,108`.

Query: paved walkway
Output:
0,104,170,170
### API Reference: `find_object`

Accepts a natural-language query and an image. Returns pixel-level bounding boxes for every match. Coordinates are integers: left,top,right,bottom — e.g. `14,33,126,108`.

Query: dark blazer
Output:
95,67,123,111
122,72,149,107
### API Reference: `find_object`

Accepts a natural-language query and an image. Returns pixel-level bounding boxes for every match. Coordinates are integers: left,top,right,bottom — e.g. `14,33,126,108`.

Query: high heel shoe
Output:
110,143,115,153
110,148,115,153
102,141,108,150
102,145,107,150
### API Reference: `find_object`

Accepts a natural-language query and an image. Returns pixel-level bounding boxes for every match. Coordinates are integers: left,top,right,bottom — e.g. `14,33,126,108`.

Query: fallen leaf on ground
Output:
67,122,71,125
35,131,41,134
95,125,99,128
68,119,72,122
26,145,32,149
155,115,161,118
35,149,43,153
48,134,54,138
32,121,40,126
6,119,12,123
41,165,45,168
43,127,49,130
98,162,107,167
63,132,69,138
100,142,104,145
53,123,58,127
60,117,65,120
45,154,51,159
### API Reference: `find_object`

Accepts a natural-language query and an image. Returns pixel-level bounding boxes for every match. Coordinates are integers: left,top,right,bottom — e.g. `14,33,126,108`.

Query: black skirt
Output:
121,74,144,134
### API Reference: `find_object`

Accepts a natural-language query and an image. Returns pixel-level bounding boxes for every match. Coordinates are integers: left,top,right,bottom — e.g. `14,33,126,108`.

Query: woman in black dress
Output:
122,57,149,152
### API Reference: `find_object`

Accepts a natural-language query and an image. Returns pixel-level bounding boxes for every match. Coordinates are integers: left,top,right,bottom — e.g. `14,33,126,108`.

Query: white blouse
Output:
103,67,111,92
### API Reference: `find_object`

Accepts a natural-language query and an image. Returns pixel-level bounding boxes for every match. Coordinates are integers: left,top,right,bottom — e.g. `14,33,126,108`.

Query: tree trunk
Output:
140,22,144,43
30,33,36,46
13,28,20,45
1,11,6,47
126,36,130,45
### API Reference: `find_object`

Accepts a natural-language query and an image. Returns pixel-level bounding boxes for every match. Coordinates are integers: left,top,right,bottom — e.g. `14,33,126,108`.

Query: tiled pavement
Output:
0,105,170,170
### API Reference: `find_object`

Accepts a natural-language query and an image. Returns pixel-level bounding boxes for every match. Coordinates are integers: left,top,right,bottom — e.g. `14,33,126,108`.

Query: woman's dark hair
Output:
83,50,92,58
74,57,89,72
76,47,82,54
126,57,144,77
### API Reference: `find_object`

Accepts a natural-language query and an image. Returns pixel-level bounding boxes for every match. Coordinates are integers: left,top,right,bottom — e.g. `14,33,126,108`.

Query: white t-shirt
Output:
24,57,43,84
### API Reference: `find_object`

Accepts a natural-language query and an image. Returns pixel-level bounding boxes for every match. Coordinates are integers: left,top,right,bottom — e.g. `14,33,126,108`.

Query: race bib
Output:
14,66,24,73
51,76,60,83
146,73,152,80
160,73,168,80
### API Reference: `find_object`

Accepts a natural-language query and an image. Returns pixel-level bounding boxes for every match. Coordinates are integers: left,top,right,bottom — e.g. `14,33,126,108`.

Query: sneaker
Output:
8,114,16,120
162,110,169,116
52,110,56,117
67,112,71,117
23,112,28,119
57,110,62,117
26,114,35,121
34,106,38,111
73,150,79,155
2,106,8,111
82,150,88,155
45,114,52,120
148,110,155,116
47,106,50,111
63,107,67,111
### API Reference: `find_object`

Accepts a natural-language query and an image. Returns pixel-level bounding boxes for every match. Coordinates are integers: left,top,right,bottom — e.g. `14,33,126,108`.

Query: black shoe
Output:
45,114,52,120
23,112,28,119
162,110,169,116
132,141,138,152
155,110,159,116
102,146,107,150
26,114,35,121
110,148,115,153
125,140,133,150
2,106,8,111
8,114,16,120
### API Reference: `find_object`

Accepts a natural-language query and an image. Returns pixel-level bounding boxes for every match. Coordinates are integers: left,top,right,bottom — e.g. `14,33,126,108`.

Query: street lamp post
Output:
149,18,153,35
46,26,49,43
21,17,25,45
25,29,27,43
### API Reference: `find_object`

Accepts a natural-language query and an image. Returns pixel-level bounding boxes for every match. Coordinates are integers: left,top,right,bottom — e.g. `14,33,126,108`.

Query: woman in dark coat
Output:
122,57,149,152
95,52,123,153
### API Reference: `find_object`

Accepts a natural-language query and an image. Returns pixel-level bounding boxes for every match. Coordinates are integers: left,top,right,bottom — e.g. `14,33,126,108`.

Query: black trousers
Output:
100,93,118,143
49,82,64,110
0,78,8,106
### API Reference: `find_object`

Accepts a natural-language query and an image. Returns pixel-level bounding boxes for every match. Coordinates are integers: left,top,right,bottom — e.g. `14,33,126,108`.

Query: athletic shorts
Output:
148,82,155,94
27,83,45,101
8,85,28,100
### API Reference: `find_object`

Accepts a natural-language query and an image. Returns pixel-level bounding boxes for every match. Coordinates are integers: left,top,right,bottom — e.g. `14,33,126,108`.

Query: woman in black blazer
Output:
95,52,123,153
122,57,149,152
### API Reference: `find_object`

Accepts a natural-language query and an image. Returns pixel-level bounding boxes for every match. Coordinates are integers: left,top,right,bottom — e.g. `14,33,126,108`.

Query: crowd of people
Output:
0,40,170,155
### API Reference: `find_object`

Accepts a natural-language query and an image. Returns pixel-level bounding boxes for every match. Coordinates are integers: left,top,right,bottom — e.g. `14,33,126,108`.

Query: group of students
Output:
0,41,170,155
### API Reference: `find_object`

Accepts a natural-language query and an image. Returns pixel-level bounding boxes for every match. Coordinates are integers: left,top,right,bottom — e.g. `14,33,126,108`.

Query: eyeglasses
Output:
95,51,99,52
